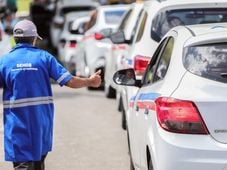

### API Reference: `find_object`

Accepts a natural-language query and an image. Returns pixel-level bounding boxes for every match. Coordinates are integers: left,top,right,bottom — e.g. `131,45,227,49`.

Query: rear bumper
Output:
147,127,227,170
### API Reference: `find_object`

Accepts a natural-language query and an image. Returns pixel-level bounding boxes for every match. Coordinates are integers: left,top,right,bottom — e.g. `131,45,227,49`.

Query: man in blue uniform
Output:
0,19,101,170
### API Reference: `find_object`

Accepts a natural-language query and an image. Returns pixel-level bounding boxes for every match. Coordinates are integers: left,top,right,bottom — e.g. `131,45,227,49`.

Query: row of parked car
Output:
110,0,227,170
47,0,130,81
39,0,227,169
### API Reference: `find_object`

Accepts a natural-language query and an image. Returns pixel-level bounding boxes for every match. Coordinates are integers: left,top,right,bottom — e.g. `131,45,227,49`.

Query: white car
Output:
113,22,227,170
0,0,6,9
0,21,12,57
50,0,99,49
74,4,129,87
57,12,90,74
104,2,143,96
104,2,143,129
112,0,227,132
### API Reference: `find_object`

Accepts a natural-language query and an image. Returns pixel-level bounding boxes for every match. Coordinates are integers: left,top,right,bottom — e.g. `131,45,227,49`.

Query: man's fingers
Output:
94,70,101,75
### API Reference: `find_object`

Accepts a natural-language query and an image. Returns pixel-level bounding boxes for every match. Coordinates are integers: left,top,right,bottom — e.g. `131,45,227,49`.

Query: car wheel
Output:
117,95,123,112
105,85,116,98
130,159,135,170
148,158,154,170
87,86,97,90
127,130,135,170
122,108,127,130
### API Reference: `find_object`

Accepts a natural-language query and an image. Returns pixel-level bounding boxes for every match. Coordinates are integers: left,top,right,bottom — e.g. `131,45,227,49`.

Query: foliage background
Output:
17,0,31,12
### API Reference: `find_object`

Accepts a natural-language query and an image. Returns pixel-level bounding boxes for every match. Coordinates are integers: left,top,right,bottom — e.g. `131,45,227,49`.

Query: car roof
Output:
143,0,227,10
97,4,130,11
148,0,227,5
65,11,91,20
57,0,99,8
172,23,227,47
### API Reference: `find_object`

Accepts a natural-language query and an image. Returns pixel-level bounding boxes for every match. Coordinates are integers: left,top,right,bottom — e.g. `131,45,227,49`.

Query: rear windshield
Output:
183,43,227,83
104,10,126,24
151,8,227,42
60,7,94,16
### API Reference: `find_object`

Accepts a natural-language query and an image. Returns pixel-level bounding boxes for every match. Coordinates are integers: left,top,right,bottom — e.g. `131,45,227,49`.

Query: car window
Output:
129,9,144,43
136,11,147,43
118,9,132,30
104,10,126,24
142,37,169,85
153,37,174,82
151,8,227,42
60,6,94,17
84,10,97,31
183,43,227,83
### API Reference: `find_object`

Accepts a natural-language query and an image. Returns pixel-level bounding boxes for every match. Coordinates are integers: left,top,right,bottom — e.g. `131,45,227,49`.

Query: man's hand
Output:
87,70,102,87
66,70,102,89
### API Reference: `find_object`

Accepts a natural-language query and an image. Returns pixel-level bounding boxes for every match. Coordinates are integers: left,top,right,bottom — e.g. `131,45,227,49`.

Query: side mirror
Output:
151,30,161,42
110,30,125,44
113,68,137,86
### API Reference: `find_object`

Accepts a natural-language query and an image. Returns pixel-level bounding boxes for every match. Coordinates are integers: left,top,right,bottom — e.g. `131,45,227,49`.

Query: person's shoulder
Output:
36,48,57,61
31,47,51,56
0,53,9,65
40,49,55,58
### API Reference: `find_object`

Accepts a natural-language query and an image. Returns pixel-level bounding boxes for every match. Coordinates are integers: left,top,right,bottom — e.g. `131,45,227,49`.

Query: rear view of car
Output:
113,23,227,170
74,4,129,87
57,12,90,75
50,0,99,49
118,0,227,133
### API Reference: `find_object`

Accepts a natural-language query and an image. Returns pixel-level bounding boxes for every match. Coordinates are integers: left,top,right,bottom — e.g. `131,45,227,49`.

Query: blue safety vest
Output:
0,43,73,162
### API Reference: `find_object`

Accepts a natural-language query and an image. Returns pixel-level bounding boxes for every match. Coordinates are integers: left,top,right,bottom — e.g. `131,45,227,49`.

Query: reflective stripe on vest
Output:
3,96,53,109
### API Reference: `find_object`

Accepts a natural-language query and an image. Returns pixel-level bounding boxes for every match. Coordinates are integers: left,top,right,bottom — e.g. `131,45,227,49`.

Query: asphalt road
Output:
0,84,130,170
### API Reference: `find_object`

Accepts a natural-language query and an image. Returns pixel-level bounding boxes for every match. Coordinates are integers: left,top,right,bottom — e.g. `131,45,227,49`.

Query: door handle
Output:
136,105,139,111
144,107,149,115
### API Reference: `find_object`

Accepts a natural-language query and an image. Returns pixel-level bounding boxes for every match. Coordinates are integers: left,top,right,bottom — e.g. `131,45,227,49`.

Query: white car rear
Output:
118,0,227,134
104,2,144,100
113,23,227,170
57,12,90,74
50,0,98,49
74,4,129,86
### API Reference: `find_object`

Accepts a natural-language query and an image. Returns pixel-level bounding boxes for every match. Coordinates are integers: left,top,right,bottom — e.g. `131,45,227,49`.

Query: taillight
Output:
68,40,77,48
94,32,104,40
155,97,209,134
134,55,150,76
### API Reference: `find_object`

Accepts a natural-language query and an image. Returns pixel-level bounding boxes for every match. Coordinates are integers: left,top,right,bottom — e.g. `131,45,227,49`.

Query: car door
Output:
129,37,168,169
134,35,175,170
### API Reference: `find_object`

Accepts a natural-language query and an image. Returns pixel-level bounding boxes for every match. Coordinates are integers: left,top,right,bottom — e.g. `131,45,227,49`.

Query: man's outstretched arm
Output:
66,70,102,88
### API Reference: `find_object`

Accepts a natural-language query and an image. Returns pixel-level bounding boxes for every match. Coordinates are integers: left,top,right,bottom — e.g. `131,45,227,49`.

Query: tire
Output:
127,130,135,170
117,96,123,112
105,85,116,98
121,109,127,130
130,159,135,170
87,86,97,90
148,158,154,170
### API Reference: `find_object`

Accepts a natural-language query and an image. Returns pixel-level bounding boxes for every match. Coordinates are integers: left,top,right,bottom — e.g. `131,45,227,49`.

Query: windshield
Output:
151,8,227,42
60,6,94,16
104,10,126,24
183,43,227,83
